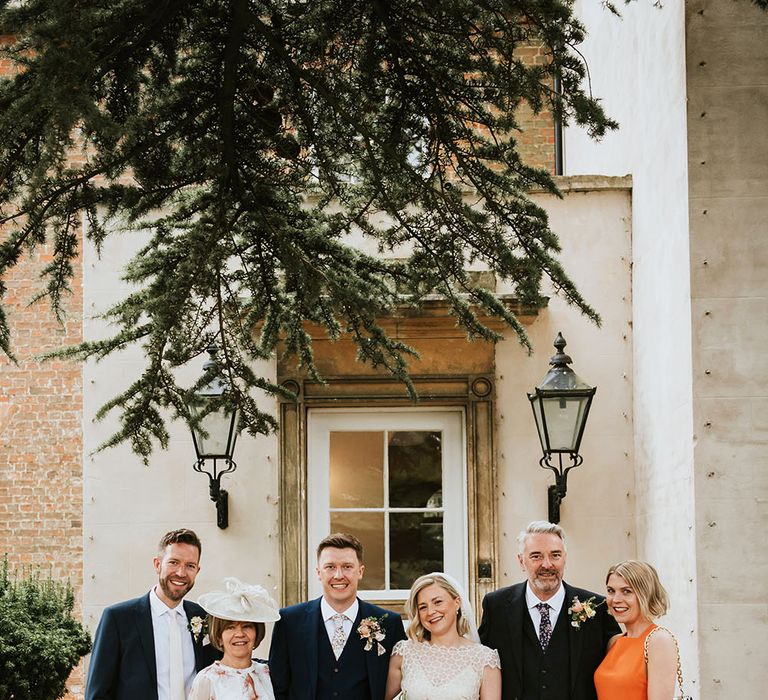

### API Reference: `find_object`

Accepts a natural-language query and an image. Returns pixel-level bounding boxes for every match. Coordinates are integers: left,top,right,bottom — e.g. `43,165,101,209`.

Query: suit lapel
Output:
135,594,158,687
182,600,204,670
506,585,526,686
357,601,381,698
305,598,321,698
564,583,583,692
358,601,375,686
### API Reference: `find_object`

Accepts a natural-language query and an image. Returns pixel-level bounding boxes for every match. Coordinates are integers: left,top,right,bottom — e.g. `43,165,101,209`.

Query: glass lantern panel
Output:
530,397,546,451
194,408,236,457
540,395,590,451
329,432,384,508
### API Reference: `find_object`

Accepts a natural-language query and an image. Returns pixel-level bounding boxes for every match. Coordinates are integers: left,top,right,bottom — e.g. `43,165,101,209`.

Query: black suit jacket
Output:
268,597,407,700
478,581,620,700
85,593,220,700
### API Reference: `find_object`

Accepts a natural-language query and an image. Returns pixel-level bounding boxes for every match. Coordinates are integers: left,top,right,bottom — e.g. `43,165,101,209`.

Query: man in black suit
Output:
269,532,406,700
479,521,620,700
86,528,220,700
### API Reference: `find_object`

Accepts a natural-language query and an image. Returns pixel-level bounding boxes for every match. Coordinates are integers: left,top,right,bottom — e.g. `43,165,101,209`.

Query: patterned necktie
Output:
536,602,552,650
168,608,186,700
330,613,347,659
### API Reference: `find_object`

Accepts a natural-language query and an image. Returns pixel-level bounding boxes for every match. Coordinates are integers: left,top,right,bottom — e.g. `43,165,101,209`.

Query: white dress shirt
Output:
149,587,196,700
525,583,566,641
320,597,359,648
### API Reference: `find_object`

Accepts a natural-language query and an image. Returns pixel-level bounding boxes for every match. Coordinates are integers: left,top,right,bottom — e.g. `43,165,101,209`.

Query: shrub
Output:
0,556,91,700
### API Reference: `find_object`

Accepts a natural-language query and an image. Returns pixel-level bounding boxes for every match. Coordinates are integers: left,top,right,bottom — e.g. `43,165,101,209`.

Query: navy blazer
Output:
85,593,220,700
269,597,407,700
478,581,620,700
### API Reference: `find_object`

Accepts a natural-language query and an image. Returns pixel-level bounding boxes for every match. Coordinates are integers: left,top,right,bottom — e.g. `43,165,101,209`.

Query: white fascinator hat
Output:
197,577,281,623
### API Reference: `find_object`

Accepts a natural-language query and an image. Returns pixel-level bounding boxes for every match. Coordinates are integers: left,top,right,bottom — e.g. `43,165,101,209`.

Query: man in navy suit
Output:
269,532,407,700
479,521,620,700
86,528,220,700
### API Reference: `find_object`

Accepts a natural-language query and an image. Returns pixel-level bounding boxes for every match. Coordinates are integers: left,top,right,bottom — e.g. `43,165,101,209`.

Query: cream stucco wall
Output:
81,230,282,657
81,178,637,662
565,1,699,690
494,178,636,595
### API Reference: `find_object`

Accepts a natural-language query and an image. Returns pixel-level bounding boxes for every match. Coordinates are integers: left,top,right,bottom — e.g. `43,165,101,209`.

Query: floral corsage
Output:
188,615,209,644
568,596,604,629
357,614,388,655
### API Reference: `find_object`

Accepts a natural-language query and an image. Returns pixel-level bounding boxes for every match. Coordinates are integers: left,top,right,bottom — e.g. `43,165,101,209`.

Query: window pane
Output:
389,512,444,590
389,431,442,508
330,511,385,590
329,431,384,508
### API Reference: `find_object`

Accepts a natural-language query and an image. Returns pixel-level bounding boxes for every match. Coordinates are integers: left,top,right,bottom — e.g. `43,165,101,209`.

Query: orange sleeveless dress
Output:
594,624,656,700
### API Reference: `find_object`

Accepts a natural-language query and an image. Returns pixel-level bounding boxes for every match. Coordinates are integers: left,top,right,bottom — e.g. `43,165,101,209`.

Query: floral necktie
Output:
331,613,347,659
536,603,552,650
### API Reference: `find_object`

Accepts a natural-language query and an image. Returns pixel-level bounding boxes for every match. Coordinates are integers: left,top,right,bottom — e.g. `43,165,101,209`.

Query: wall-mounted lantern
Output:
188,345,239,529
528,332,596,523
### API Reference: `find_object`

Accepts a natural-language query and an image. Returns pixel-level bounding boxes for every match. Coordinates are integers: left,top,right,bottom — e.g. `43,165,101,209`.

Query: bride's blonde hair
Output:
406,573,471,642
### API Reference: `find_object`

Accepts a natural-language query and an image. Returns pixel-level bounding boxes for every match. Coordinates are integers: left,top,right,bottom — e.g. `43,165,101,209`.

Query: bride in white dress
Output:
384,572,501,700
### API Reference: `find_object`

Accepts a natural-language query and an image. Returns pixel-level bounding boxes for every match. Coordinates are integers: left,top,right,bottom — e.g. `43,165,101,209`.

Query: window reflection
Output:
328,429,445,591
329,431,383,508
389,431,442,508
390,512,444,590
330,511,385,589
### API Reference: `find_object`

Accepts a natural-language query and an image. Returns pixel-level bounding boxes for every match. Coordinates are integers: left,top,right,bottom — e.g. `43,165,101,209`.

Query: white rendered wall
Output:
685,2,768,696
81,229,282,660
565,1,698,688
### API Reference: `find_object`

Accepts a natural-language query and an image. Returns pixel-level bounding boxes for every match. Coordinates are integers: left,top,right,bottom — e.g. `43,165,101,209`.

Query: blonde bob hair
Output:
405,573,470,642
606,560,669,620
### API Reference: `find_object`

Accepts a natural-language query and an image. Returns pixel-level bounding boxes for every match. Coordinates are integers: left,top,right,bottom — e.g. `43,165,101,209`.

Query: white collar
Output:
525,582,566,615
320,596,359,623
149,586,184,617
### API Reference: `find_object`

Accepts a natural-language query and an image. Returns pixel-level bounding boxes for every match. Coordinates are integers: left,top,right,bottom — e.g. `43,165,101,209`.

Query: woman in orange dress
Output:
593,561,678,700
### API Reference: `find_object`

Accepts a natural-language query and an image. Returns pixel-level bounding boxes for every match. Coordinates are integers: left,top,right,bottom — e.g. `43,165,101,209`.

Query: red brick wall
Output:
515,40,557,174
0,238,85,696
0,38,85,698
0,245,83,572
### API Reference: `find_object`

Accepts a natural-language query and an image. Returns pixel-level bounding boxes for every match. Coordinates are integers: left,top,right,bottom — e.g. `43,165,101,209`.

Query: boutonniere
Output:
568,596,604,629
357,614,388,655
188,615,209,644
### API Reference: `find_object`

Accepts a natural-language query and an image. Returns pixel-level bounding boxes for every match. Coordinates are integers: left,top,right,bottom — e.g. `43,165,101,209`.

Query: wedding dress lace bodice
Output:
393,639,500,700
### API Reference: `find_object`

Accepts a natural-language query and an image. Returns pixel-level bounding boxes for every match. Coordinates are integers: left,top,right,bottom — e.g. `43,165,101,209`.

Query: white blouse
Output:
188,660,275,700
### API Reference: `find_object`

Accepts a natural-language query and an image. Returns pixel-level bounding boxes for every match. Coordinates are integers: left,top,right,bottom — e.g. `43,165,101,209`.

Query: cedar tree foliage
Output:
0,0,615,459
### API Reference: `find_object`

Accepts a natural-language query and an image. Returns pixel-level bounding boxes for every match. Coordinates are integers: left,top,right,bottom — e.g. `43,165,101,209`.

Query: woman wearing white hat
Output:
189,578,281,700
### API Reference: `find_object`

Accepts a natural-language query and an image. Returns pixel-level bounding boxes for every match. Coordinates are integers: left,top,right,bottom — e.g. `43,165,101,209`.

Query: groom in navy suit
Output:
269,532,406,700
86,528,220,700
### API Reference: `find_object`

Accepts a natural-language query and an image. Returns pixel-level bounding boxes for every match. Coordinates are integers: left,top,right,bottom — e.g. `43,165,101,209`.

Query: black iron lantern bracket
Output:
192,456,236,529
540,451,583,524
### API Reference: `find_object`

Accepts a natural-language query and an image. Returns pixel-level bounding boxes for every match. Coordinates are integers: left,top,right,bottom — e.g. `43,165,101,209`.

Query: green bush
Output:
0,556,91,700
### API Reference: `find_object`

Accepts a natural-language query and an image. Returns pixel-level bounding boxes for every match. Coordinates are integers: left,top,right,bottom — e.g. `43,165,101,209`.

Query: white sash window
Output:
307,408,467,601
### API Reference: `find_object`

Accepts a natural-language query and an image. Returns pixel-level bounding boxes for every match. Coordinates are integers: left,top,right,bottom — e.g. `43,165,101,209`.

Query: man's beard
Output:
532,571,561,593
159,574,193,602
